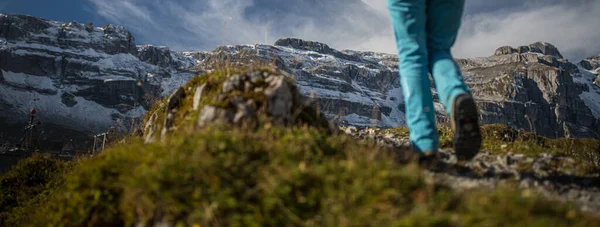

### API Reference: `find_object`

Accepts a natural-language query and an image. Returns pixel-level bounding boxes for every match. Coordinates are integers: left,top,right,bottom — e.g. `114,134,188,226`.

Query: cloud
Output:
88,0,255,50
88,0,387,53
361,0,600,61
455,0,600,61
88,0,599,61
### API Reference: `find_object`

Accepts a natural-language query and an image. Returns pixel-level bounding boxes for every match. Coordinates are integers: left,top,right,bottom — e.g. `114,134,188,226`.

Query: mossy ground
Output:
0,154,74,225
384,124,600,175
2,69,600,226
3,127,599,226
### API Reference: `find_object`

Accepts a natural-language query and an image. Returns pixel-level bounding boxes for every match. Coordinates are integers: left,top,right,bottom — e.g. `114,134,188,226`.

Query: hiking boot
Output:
393,141,439,166
451,94,482,161
418,150,438,166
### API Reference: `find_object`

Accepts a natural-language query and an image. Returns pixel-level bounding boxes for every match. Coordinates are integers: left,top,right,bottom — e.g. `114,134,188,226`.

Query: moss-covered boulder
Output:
143,68,332,143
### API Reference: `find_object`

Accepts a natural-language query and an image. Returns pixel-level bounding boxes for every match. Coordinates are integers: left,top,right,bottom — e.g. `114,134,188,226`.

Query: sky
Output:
1,0,598,61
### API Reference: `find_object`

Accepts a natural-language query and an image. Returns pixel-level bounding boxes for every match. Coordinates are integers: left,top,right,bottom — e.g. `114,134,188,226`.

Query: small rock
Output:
232,98,255,124
244,81,254,93
143,112,158,144
192,83,207,111
222,74,243,93
263,76,294,124
345,126,358,135
167,87,186,110
197,105,233,128
160,87,186,139
249,71,264,84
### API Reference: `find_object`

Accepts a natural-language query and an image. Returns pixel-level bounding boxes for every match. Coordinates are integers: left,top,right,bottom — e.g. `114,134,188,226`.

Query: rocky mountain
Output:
580,54,600,87
462,43,600,138
1,14,599,147
0,14,198,144
195,39,600,138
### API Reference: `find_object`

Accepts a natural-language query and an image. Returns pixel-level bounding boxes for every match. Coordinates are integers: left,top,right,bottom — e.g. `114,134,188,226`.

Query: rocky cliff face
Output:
579,55,600,88
0,14,198,144
197,38,405,128
195,38,600,138
1,14,599,145
460,42,600,138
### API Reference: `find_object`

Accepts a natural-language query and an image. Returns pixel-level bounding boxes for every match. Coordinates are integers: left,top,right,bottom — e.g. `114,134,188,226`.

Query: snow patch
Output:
0,83,144,133
160,73,196,96
343,113,378,127
1,70,56,91
574,66,600,119
380,86,406,128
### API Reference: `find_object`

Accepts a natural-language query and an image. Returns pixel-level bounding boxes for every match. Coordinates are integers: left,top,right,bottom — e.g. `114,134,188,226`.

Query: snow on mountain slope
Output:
0,14,197,143
573,65,600,119
197,39,600,138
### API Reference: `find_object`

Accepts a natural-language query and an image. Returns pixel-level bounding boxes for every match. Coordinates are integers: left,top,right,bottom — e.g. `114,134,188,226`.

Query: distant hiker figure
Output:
387,0,481,161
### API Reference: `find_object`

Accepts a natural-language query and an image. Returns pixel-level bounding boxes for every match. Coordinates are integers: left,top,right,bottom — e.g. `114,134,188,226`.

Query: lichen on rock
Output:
142,68,333,143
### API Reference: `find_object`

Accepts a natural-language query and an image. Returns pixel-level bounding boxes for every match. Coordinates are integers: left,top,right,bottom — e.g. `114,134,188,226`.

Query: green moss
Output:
384,127,410,138
142,67,331,142
0,154,73,226
386,124,600,175
14,127,597,226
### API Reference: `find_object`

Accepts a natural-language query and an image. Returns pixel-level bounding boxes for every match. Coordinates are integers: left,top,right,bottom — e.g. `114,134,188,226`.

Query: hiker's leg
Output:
388,0,438,152
427,0,481,160
426,0,471,117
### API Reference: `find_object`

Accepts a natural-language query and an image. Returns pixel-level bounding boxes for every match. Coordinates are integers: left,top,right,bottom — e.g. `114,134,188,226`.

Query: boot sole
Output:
452,94,481,161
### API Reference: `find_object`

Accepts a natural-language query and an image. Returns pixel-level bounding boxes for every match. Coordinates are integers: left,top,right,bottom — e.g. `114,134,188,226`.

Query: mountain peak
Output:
274,38,334,55
494,41,564,59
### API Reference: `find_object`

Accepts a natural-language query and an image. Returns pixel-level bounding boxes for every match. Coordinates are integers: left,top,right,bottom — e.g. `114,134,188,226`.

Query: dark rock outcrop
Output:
137,45,197,70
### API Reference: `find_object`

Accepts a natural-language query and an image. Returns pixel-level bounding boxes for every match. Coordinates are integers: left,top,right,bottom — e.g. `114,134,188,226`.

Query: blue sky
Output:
1,0,598,61
1,0,105,25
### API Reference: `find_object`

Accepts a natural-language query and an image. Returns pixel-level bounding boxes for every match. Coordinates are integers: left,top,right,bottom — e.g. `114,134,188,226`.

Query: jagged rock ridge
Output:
195,38,600,138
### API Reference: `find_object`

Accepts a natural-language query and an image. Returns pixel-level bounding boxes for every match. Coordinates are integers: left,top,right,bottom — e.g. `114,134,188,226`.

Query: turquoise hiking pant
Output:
387,0,471,152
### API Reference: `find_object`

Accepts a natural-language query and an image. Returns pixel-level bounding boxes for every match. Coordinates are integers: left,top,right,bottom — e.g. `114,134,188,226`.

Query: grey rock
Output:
222,74,244,93
143,112,158,144
60,92,77,107
232,100,254,124
249,71,265,84
136,45,196,70
345,126,358,134
579,55,600,71
494,46,517,56
530,42,564,59
263,76,294,124
161,87,186,138
196,71,322,129
192,83,207,111
197,105,232,128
